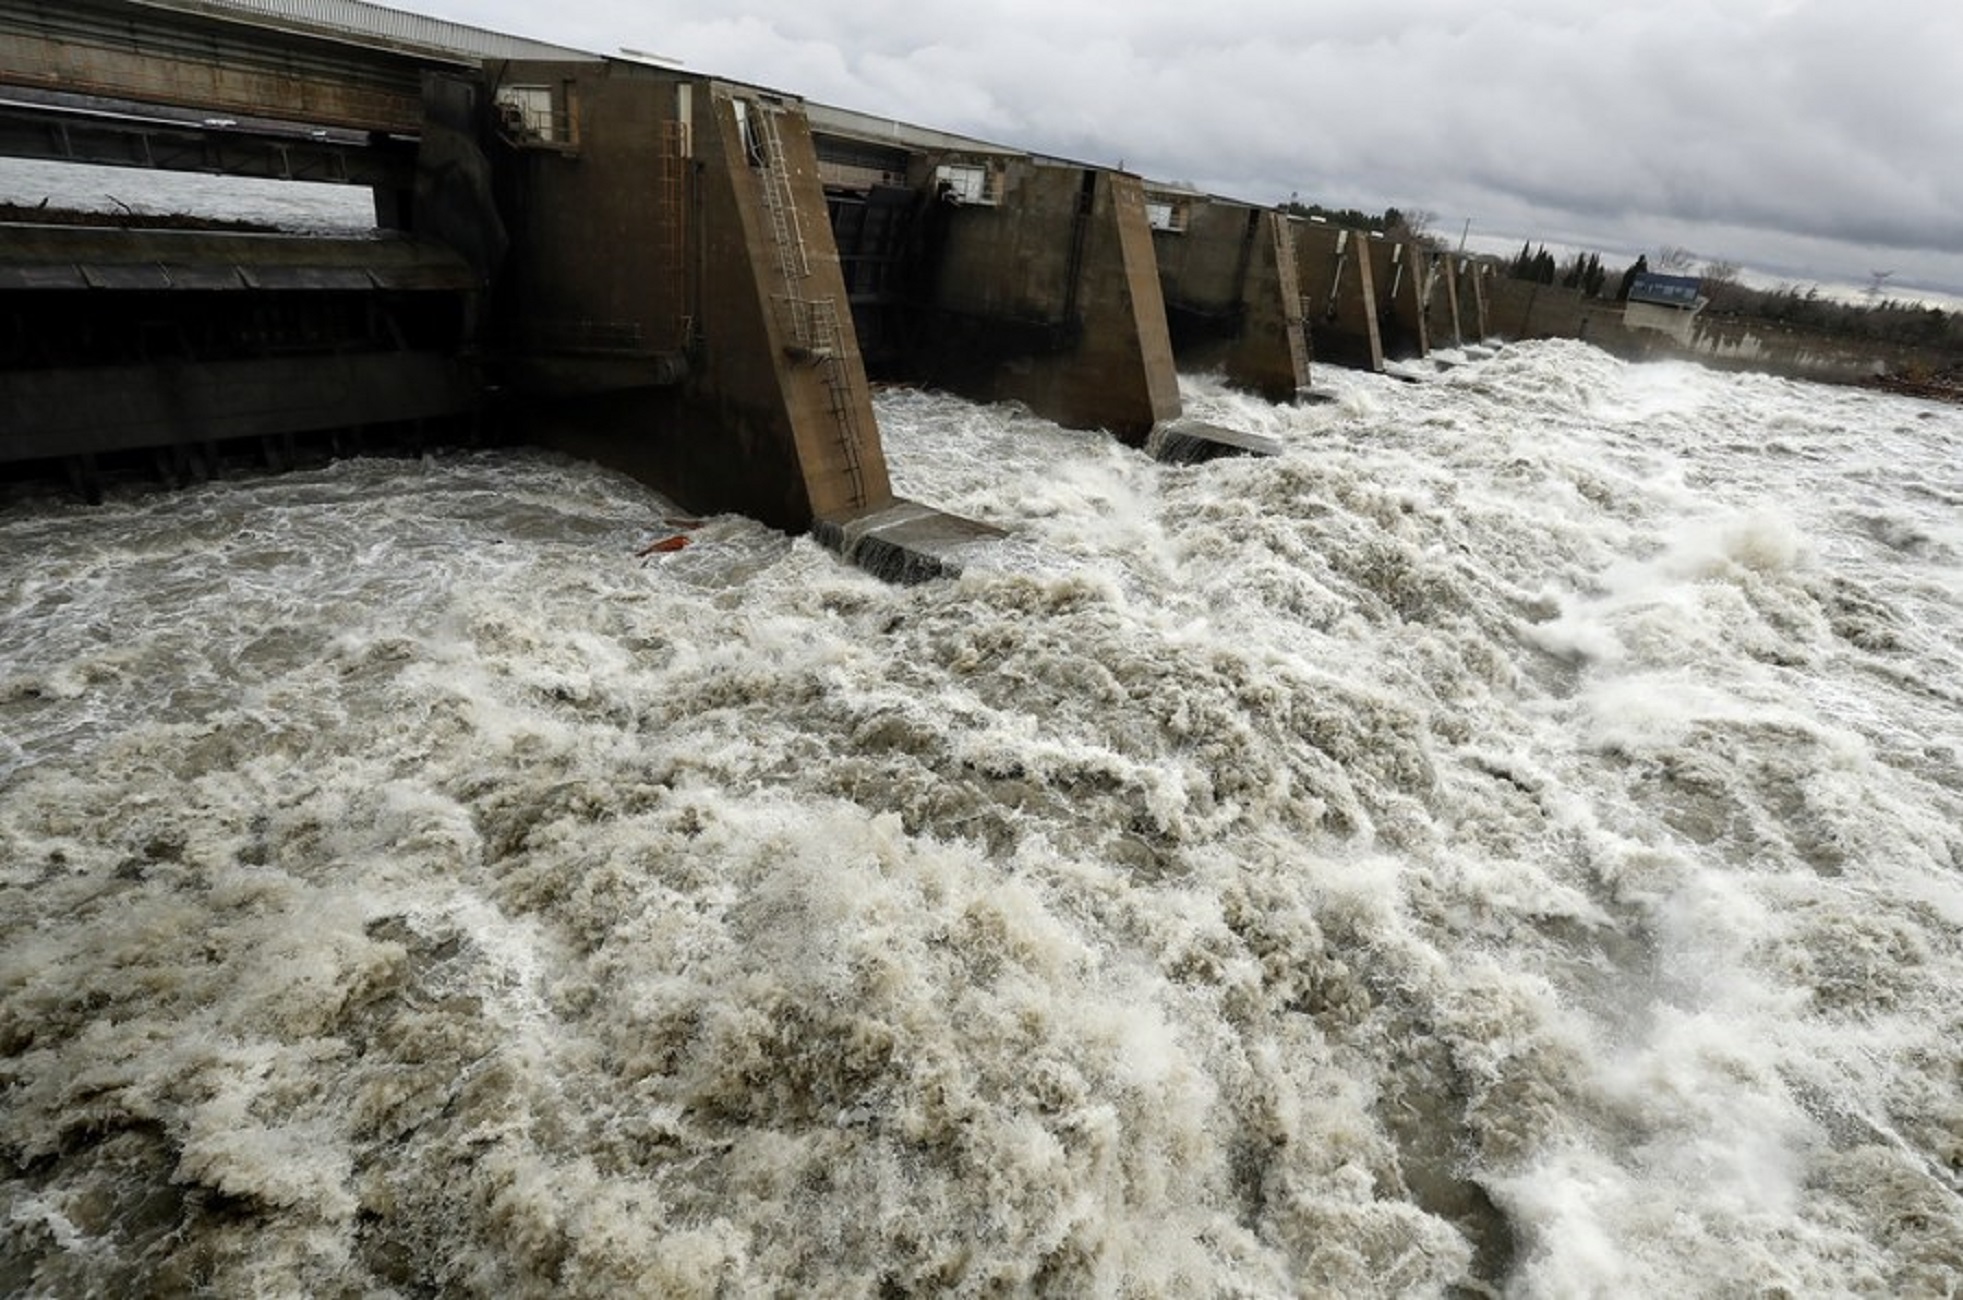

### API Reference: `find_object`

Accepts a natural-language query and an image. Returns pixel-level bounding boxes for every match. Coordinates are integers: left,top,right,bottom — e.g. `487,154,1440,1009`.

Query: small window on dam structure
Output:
1145,199,1188,233
495,85,559,143
934,163,1000,205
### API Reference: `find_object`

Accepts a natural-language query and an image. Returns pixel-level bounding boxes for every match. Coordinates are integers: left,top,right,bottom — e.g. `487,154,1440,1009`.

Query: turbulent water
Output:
2,342,1960,1297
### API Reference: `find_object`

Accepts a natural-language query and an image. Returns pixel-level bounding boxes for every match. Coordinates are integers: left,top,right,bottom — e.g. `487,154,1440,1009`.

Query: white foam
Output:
4,347,1961,1294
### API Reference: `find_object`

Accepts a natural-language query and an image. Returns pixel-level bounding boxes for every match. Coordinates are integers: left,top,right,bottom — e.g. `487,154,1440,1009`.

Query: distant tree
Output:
1280,195,1441,245
1508,243,1559,283
1700,258,1745,310
1584,254,1608,297
1616,254,1650,301
1560,252,1607,293
1655,245,1699,273
1385,206,1441,249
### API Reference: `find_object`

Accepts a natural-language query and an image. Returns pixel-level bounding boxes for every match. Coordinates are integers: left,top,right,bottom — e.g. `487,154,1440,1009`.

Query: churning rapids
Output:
2,342,1960,1298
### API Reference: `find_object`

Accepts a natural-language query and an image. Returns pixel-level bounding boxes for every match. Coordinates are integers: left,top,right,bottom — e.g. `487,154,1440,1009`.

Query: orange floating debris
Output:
636,534,692,556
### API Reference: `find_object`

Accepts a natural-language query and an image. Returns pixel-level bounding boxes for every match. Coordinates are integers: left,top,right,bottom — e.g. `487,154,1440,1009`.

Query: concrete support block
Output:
495,63,893,532
1148,193,1309,402
1458,259,1492,340
1147,417,1281,463
910,157,1180,445
1367,235,1429,360
1290,220,1384,373
1423,252,1464,349
813,497,1009,583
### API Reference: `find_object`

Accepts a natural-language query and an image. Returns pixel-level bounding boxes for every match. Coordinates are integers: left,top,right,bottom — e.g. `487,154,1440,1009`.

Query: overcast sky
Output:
436,1,1959,297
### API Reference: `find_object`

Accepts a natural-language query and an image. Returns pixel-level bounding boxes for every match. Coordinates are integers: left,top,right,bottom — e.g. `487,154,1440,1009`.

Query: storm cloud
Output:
398,2,1963,294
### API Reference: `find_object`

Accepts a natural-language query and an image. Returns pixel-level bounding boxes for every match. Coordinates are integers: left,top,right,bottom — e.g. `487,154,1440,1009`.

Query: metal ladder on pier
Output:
748,100,868,510
753,102,810,283
658,119,694,351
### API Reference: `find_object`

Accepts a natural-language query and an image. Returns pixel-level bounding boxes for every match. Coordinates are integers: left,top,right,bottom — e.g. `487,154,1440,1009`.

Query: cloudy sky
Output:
429,0,1959,297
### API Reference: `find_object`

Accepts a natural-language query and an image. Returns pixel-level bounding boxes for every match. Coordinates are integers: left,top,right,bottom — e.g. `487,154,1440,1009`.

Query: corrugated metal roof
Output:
806,103,1024,159
135,0,601,64
1629,272,1705,308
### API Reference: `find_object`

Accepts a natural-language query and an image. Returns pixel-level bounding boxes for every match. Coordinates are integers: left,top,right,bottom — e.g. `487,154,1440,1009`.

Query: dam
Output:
1,0,1360,561
7,0,1906,569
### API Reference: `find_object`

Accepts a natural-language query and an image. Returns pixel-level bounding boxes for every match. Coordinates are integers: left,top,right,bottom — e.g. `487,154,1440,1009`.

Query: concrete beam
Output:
906,154,1180,445
491,62,892,532
1291,219,1383,373
0,351,477,460
0,97,416,189
1147,189,1308,403
0,0,440,135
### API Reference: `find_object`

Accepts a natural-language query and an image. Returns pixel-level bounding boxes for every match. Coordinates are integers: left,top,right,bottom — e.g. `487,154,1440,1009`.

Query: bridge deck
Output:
0,0,593,136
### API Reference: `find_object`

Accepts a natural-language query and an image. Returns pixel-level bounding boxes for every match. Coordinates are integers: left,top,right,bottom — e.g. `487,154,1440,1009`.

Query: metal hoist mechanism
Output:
745,98,868,510
1326,236,1349,322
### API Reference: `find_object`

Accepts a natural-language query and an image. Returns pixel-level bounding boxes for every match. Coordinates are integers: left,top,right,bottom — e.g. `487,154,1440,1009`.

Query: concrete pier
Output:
1366,234,1429,360
484,62,891,532
1290,219,1384,373
902,152,1180,444
810,106,1183,443
1458,257,1492,340
1422,252,1464,349
1145,187,1309,402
